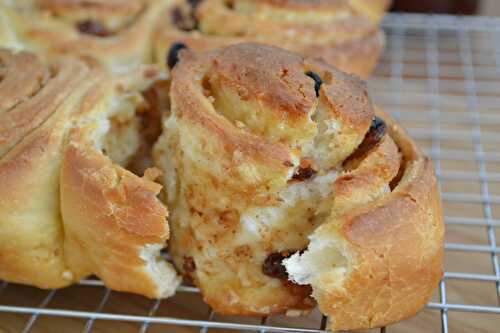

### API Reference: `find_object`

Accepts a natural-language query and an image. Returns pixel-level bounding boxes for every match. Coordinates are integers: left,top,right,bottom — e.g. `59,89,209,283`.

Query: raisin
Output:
263,252,289,280
167,42,188,69
344,116,387,165
389,153,405,191
183,256,196,273
77,20,111,37
292,166,317,181
171,6,197,31
188,0,202,9
171,7,186,27
305,71,322,97
365,116,387,146
187,0,202,30
223,0,234,9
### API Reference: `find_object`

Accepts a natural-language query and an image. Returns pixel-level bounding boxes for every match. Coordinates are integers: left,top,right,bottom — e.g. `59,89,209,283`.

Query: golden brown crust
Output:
154,0,390,77
307,112,443,330
209,45,317,120
299,30,385,80
36,0,144,16
332,134,401,214
0,50,97,288
0,49,89,155
245,0,351,9
350,0,391,23
310,58,373,136
0,0,172,72
0,48,179,297
61,138,175,298
154,43,442,328
0,119,73,288
154,43,423,319
252,0,391,20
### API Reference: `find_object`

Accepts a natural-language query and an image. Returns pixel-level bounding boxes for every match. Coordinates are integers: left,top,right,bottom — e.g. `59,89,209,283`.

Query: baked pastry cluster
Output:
0,48,180,298
155,0,391,77
153,43,443,330
0,0,170,72
0,0,390,77
0,7,443,327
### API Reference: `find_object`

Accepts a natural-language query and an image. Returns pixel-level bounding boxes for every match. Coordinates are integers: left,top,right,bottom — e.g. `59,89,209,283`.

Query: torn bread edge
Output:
284,112,444,331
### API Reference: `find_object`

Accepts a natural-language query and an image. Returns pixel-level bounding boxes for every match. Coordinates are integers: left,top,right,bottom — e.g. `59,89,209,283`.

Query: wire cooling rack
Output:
2,13,500,333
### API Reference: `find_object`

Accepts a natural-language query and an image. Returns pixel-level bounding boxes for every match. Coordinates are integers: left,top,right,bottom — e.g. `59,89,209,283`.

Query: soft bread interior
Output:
140,244,181,298
88,72,164,172
284,231,351,291
89,87,143,167
101,113,141,166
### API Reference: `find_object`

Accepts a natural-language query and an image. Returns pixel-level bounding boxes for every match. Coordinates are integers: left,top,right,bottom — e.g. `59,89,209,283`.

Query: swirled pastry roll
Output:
153,43,443,330
154,0,391,78
0,0,171,72
0,48,180,298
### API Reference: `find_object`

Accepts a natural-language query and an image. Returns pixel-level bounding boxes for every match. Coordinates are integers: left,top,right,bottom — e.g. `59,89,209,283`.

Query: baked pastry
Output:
0,48,180,298
153,43,444,330
0,0,171,72
154,0,391,78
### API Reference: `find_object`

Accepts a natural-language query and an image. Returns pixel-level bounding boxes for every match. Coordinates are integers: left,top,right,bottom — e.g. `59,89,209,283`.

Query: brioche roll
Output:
0,48,180,298
154,0,391,78
153,43,443,330
0,0,172,72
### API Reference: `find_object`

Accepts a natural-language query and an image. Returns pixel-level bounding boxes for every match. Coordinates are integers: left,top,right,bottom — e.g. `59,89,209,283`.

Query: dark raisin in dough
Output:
167,42,188,69
171,7,186,27
171,6,197,31
183,256,196,273
305,71,322,97
263,252,289,280
292,166,317,181
188,0,202,29
188,0,202,9
344,116,387,164
77,20,111,37
223,0,235,9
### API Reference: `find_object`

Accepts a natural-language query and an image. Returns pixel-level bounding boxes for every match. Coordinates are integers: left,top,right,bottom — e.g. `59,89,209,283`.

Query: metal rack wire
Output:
1,13,500,333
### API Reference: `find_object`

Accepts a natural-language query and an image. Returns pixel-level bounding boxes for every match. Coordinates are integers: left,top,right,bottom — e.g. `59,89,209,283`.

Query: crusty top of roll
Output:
0,0,170,72
209,44,317,119
171,42,374,172
196,0,383,44
12,0,145,26
36,0,143,12
0,48,93,156
218,0,390,20
154,0,390,77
